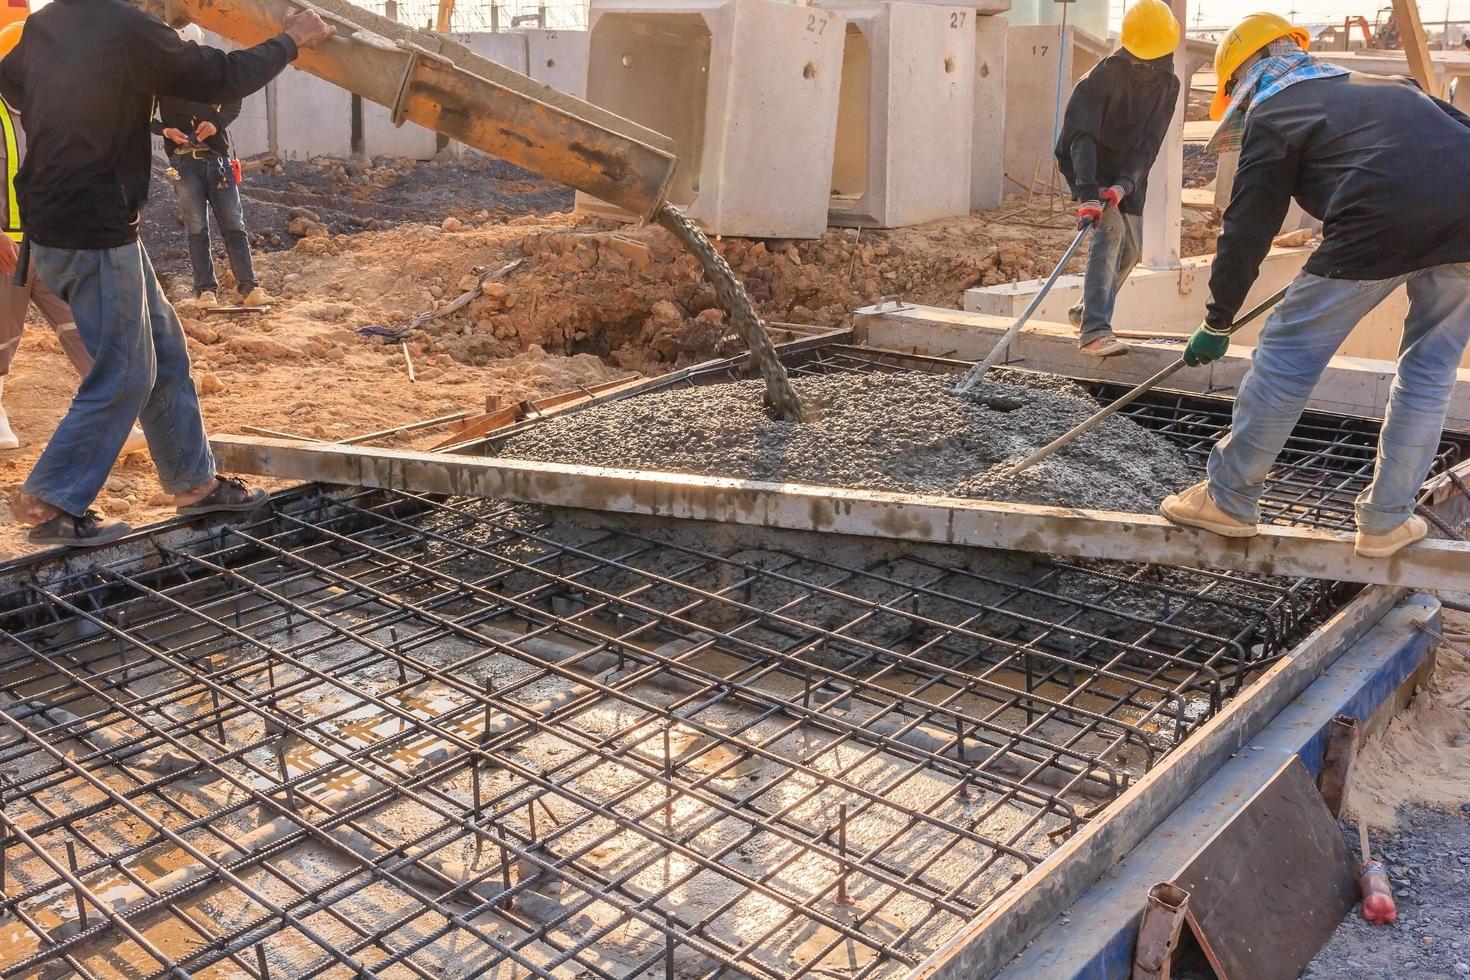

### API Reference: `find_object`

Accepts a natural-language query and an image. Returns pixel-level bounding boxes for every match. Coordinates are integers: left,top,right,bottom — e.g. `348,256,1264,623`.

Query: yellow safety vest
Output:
0,105,20,243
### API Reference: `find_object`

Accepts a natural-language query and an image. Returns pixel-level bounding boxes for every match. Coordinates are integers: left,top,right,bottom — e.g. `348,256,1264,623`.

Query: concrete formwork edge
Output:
991,593,1439,979
911,584,1412,979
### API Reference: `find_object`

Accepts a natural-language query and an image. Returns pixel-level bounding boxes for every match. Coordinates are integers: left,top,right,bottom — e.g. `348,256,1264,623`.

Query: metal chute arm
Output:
164,0,678,220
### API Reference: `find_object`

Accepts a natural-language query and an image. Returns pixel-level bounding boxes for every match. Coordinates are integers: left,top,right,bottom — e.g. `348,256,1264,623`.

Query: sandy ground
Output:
1307,608,1470,977
0,185,1222,561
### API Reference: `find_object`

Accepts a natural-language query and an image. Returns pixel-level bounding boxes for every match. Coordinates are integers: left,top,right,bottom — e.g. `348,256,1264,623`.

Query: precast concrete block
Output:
818,0,974,228
971,13,1006,208
454,32,531,75
577,0,847,239
875,0,1011,15
360,101,442,161
519,29,591,97
272,65,354,160
1003,23,1106,197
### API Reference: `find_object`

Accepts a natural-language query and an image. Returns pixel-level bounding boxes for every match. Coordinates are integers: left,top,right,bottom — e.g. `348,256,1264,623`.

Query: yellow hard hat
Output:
1211,12,1310,119
1120,0,1181,61
0,22,21,60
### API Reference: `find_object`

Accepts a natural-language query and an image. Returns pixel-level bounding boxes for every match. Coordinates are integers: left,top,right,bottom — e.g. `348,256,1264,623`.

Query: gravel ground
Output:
501,370,1197,512
1307,805,1470,979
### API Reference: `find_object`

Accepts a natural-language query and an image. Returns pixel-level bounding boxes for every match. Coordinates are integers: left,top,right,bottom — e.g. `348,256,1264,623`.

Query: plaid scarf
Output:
1206,40,1348,154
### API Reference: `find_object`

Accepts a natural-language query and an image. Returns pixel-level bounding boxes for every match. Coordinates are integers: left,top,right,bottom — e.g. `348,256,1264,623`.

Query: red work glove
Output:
1076,200,1103,229
1101,184,1126,208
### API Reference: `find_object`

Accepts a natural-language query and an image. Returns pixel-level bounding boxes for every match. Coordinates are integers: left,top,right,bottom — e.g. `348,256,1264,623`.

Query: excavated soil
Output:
501,371,1196,512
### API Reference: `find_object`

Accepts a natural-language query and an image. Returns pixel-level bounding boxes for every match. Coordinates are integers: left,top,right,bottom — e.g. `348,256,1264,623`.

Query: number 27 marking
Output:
806,13,827,33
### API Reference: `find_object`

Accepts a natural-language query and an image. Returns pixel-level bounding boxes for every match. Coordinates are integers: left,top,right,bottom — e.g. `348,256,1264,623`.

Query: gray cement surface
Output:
501,371,1195,512
1307,805,1470,979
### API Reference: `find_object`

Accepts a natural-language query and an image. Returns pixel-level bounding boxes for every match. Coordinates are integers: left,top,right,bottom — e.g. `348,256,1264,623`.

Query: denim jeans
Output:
1069,208,1142,342
1208,263,1470,534
172,153,256,296
24,242,215,516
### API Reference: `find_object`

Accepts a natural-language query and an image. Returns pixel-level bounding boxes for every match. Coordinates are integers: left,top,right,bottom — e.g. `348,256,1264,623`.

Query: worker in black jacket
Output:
1161,12,1470,559
152,24,267,307
1055,0,1181,358
0,0,333,547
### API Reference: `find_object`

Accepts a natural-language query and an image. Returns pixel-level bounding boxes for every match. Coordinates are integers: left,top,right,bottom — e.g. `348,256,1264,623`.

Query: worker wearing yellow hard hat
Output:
1053,0,1180,358
1161,12,1470,558
1208,12,1311,120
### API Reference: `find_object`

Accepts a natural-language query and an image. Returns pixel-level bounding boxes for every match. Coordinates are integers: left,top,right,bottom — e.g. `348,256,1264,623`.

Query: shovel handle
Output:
1001,285,1290,478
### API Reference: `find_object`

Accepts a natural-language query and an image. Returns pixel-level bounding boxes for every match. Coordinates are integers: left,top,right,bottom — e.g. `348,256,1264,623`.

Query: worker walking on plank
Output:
0,0,333,547
0,19,147,455
154,24,270,309
1161,12,1470,558
1054,0,1181,358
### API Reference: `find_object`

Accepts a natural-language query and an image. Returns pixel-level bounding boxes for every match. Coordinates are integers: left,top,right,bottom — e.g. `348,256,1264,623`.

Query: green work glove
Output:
1182,322,1230,366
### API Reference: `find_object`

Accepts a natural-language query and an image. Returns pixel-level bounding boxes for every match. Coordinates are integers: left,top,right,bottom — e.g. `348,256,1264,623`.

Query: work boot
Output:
1354,515,1429,558
27,509,132,548
0,382,16,450
1160,481,1259,538
1079,332,1130,357
120,425,148,459
196,290,218,306
241,285,273,307
175,475,269,516
1067,304,1083,328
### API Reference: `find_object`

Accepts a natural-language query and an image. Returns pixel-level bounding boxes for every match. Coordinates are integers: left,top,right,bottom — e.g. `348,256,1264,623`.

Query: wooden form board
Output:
209,435,1470,592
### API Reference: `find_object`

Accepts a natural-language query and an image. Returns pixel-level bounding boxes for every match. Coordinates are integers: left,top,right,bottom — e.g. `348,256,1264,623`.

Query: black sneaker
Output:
176,476,269,516
28,509,131,548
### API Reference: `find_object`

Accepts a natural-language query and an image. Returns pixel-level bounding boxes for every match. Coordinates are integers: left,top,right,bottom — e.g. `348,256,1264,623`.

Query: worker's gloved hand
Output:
284,9,336,48
1101,185,1126,208
1076,200,1103,229
1183,322,1231,366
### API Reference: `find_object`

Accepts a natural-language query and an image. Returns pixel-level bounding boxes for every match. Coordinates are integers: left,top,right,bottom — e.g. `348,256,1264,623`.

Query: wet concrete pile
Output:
501,371,1196,512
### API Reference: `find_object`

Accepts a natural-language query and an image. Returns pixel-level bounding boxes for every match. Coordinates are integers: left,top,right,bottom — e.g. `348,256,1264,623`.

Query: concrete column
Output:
1140,0,1186,270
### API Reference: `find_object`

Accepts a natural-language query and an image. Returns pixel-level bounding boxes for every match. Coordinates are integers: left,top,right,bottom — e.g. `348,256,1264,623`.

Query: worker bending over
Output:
1055,0,1181,357
154,24,269,308
0,0,332,547
1161,12,1470,558
0,20,146,455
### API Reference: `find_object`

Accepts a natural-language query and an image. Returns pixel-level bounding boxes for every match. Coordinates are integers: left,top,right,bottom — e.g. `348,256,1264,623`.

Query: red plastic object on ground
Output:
1358,860,1397,925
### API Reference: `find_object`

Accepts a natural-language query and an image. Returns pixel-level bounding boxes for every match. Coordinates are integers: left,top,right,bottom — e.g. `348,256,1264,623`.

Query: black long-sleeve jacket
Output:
1206,72,1470,327
151,96,243,158
1055,51,1180,216
0,0,296,249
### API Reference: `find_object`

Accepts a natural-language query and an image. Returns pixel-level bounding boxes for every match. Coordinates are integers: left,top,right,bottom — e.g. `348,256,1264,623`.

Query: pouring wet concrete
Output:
501,371,1195,512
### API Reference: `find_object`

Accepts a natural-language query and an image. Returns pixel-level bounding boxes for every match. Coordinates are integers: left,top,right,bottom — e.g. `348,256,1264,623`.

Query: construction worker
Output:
0,20,146,454
154,23,269,308
1161,12,1470,558
0,1,333,547
1055,0,1181,358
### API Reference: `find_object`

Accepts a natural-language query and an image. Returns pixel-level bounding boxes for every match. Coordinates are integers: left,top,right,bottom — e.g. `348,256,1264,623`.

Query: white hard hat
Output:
178,23,204,44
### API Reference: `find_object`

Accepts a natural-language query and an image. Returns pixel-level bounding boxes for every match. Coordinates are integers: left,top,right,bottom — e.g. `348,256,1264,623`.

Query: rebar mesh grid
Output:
0,474,1338,980
2,345,1462,979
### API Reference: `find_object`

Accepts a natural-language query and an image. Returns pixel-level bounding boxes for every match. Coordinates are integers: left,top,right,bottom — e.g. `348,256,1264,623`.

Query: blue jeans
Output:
172,154,256,297
1070,208,1142,342
24,242,215,516
1208,264,1470,534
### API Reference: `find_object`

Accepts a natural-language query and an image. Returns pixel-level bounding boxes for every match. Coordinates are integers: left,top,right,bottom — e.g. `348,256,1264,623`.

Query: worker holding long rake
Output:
1161,12,1470,558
